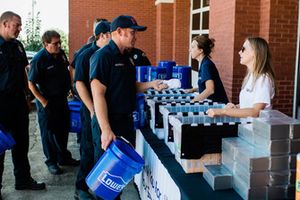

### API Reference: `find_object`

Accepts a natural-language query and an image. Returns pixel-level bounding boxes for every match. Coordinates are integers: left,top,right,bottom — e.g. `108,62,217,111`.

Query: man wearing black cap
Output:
74,20,111,200
69,18,108,98
90,15,167,199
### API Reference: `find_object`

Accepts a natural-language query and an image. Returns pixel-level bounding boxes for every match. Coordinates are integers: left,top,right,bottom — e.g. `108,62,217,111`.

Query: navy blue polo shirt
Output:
198,56,228,103
127,47,151,66
0,36,28,96
70,43,93,68
90,40,136,115
74,42,99,94
28,48,71,99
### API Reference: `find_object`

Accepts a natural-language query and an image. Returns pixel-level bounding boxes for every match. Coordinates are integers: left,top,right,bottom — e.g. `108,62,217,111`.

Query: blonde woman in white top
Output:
207,37,275,118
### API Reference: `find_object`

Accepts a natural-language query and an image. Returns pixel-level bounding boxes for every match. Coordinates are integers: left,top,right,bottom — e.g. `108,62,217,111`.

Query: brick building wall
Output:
156,3,173,63
69,0,156,64
69,0,299,116
209,0,298,115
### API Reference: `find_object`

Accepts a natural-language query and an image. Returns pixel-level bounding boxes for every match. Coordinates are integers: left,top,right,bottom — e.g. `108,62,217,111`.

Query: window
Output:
190,0,210,71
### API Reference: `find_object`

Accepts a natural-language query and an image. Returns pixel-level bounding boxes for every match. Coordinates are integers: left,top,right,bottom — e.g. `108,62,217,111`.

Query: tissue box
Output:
232,175,267,200
252,118,290,140
235,144,269,172
233,162,269,187
203,164,232,190
169,115,249,159
238,123,255,145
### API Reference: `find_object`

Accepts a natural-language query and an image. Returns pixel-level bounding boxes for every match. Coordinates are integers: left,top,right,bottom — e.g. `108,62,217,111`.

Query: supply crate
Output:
145,95,198,138
159,102,224,153
169,114,251,159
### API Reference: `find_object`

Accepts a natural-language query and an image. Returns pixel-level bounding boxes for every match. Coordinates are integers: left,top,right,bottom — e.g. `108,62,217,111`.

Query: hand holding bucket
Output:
86,137,144,200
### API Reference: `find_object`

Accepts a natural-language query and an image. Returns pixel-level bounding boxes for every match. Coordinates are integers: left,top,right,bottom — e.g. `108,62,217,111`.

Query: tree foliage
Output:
21,11,69,57
21,11,42,51
56,29,69,57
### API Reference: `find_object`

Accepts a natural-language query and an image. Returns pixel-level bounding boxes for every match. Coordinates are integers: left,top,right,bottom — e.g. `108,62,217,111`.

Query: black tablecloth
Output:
140,128,242,200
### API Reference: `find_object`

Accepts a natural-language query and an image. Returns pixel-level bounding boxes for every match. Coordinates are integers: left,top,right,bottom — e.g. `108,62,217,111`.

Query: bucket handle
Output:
116,136,134,149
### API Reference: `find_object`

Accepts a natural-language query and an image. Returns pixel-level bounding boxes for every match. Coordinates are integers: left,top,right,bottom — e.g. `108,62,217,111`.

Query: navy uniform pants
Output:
91,114,135,200
35,98,72,167
75,105,94,191
0,95,31,189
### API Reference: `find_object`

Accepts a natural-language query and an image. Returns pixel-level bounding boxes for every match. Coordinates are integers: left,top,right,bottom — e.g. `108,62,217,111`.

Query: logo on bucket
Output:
98,171,127,192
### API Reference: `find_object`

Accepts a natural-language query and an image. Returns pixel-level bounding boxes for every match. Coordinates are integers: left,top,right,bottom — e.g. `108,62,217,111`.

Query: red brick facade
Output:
69,0,299,116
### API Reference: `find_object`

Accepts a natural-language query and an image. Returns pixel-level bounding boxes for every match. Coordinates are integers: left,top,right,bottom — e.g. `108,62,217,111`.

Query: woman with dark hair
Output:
185,35,228,103
207,37,275,118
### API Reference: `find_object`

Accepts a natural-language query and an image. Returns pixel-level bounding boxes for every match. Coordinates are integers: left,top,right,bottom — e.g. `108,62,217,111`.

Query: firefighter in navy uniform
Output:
28,30,79,176
90,15,167,200
74,21,111,200
0,11,45,198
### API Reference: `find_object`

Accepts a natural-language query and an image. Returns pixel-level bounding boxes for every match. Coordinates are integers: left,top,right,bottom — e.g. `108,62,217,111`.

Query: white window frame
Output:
189,0,210,87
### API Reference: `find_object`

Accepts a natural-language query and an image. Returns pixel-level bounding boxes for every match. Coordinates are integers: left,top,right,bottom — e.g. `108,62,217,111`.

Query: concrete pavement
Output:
1,111,140,200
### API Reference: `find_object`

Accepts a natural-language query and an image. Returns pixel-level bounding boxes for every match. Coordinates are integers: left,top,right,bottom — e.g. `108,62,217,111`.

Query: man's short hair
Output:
0,11,21,23
42,30,60,44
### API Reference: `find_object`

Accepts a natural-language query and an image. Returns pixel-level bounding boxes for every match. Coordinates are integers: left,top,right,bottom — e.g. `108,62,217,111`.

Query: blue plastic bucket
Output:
133,93,145,129
86,138,144,200
136,66,148,82
0,126,16,155
172,66,192,89
68,100,82,133
158,61,176,80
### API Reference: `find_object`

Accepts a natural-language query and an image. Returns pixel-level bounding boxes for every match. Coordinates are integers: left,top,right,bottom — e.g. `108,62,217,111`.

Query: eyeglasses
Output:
241,46,245,53
50,41,61,46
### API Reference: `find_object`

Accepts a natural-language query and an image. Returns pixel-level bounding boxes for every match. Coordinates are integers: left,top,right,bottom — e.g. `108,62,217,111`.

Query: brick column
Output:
155,0,174,64
172,0,190,65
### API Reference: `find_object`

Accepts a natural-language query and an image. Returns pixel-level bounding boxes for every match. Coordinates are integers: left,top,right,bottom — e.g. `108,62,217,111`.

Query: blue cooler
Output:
86,138,144,200
172,66,192,89
136,66,148,82
158,61,176,80
68,100,82,133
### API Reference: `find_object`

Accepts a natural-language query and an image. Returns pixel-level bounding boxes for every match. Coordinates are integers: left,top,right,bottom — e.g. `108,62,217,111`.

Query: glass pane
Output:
203,0,210,7
202,11,209,29
192,13,200,30
193,0,200,10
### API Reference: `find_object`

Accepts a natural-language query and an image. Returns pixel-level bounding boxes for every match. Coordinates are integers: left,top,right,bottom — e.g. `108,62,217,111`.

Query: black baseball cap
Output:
111,15,147,32
94,21,111,36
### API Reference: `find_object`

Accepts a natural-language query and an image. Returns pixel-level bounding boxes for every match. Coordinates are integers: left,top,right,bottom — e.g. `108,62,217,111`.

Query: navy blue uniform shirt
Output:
198,56,228,103
28,48,71,99
90,40,136,115
0,36,28,96
70,43,93,68
127,48,151,66
74,42,99,94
